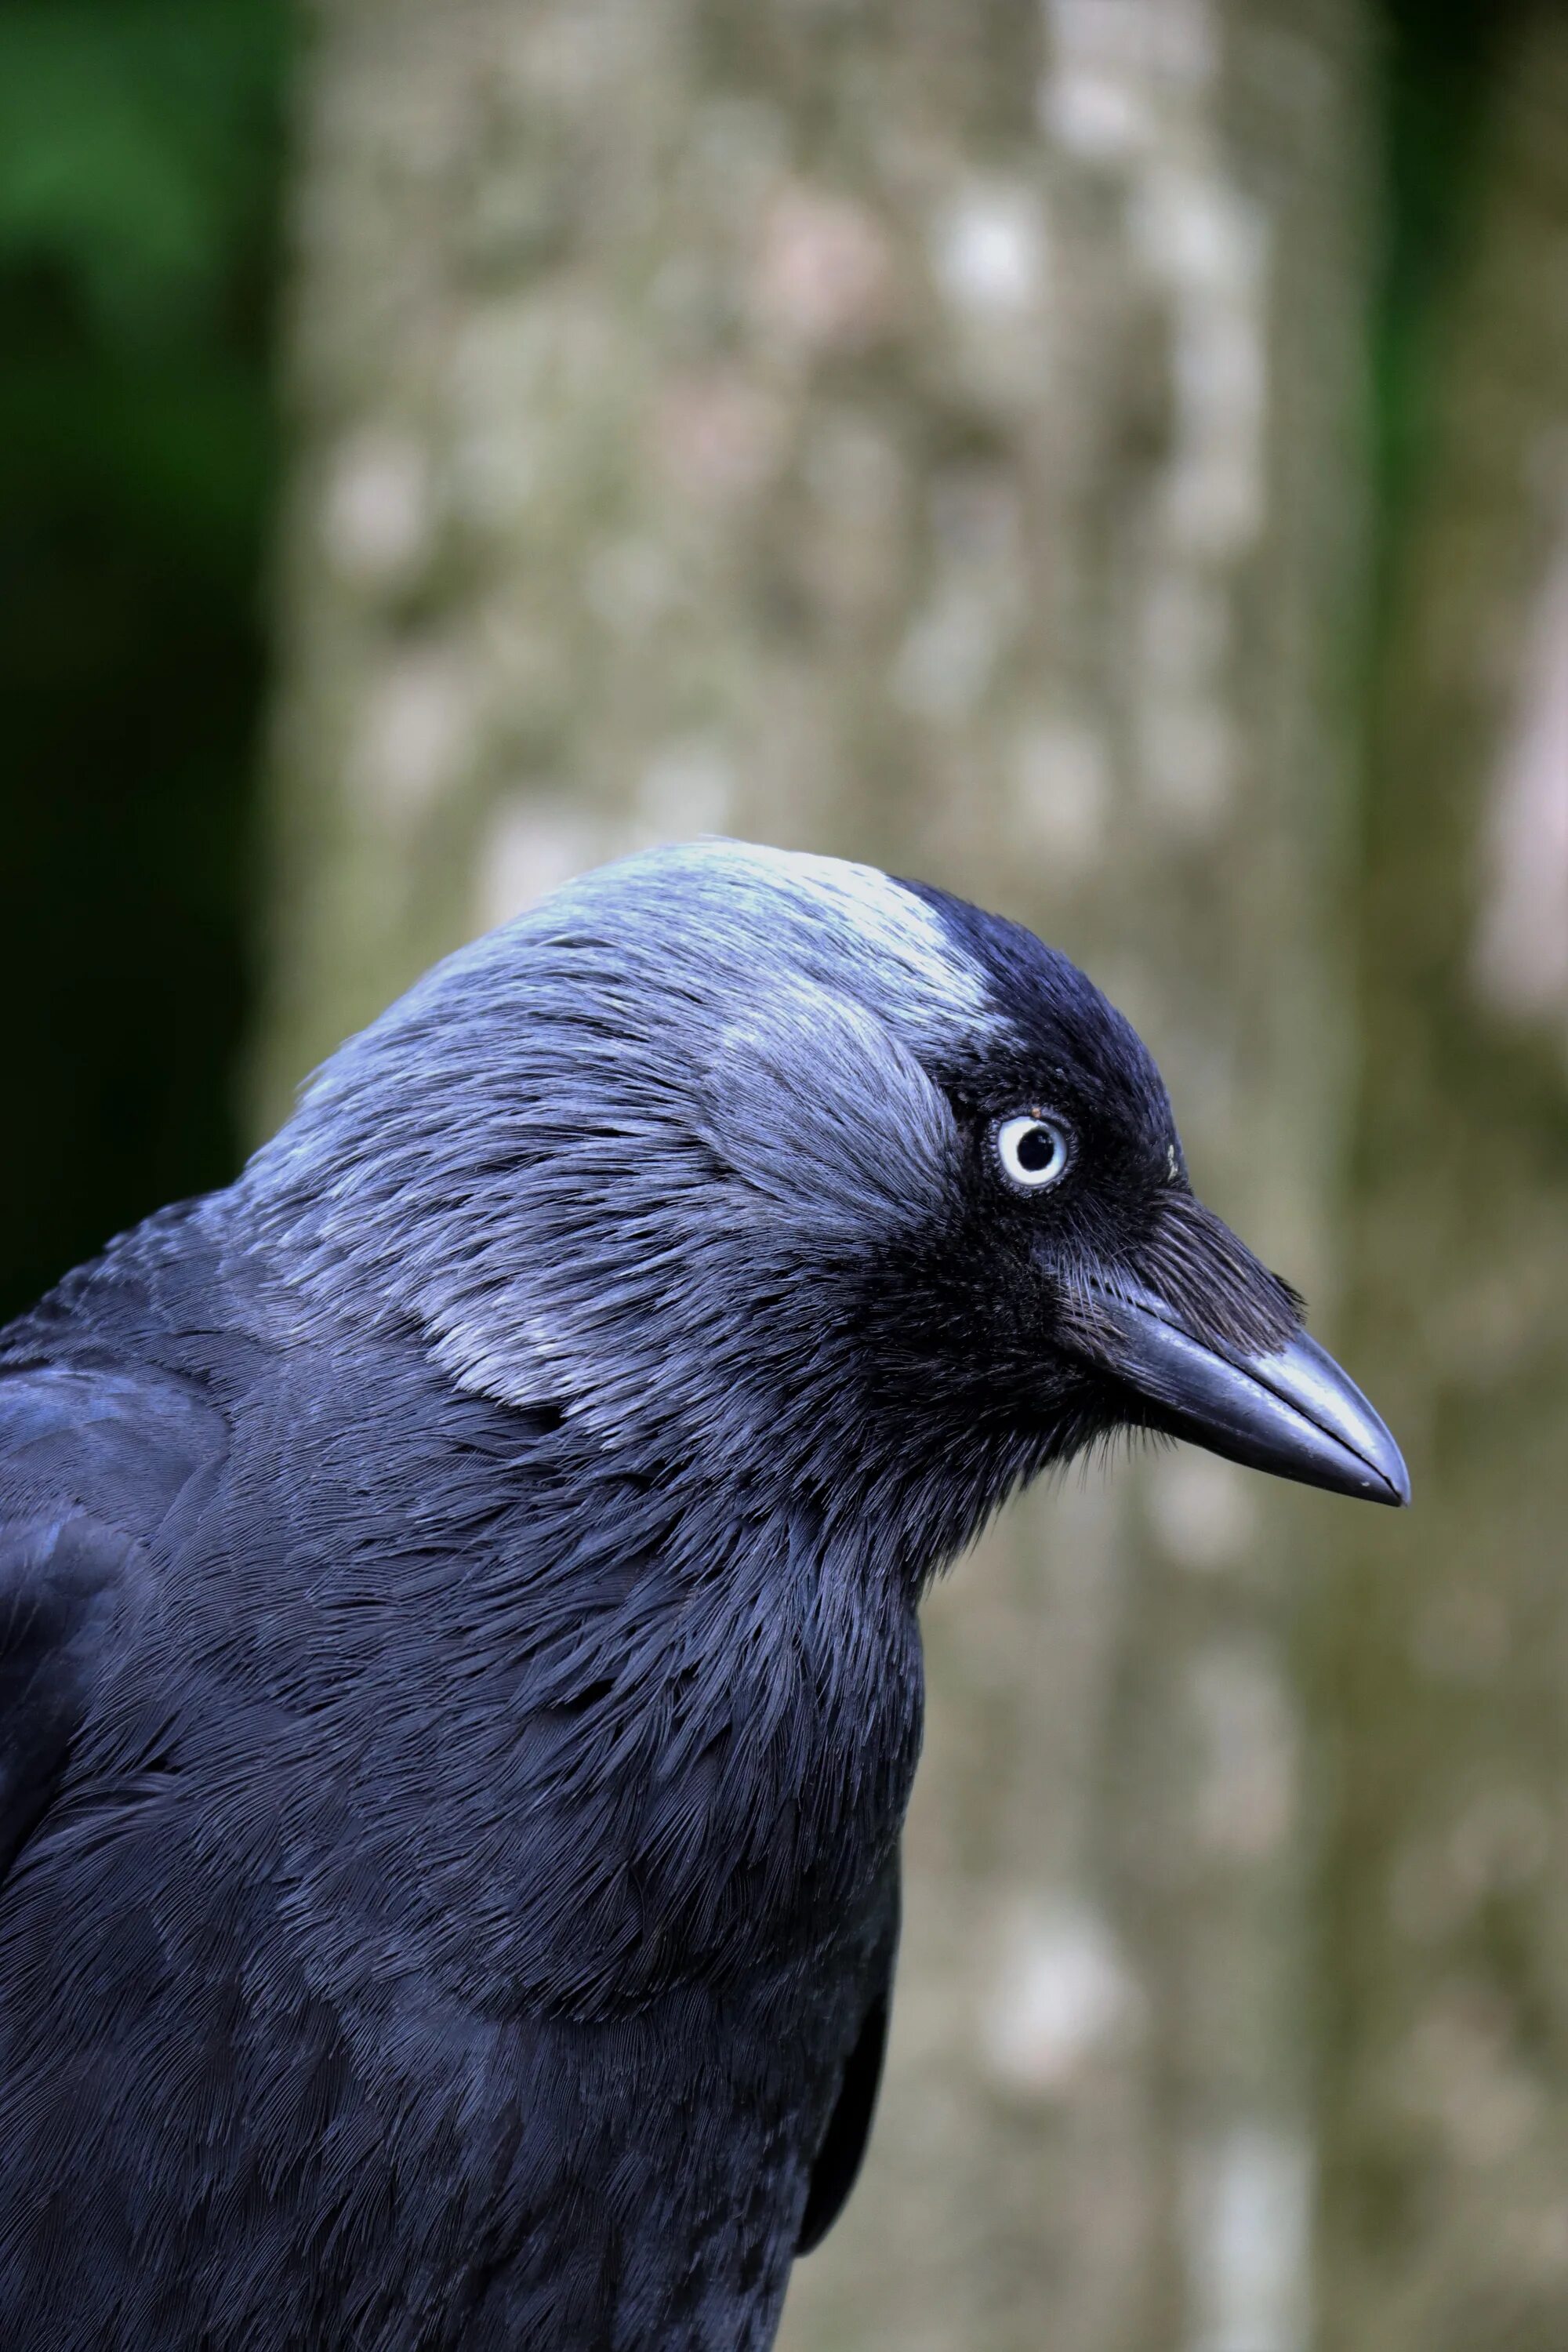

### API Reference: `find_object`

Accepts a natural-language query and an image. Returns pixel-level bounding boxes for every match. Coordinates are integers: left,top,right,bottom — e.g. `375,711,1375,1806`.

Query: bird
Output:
0,841,1406,2351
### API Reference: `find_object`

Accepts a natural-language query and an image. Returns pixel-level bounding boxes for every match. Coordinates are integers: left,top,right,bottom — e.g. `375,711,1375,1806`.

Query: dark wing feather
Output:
0,1506,138,1882
797,1860,899,2255
0,1367,222,1887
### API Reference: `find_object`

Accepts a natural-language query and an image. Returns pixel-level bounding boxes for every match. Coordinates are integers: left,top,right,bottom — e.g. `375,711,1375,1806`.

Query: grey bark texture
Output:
1316,14,1568,2350
260,3,1372,2347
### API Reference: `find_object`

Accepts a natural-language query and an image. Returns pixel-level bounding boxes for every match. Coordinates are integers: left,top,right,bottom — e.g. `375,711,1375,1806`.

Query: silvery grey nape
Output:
0,841,1406,2351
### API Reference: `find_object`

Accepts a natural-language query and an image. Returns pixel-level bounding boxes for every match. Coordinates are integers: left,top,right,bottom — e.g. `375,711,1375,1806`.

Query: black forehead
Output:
900,880,1176,1149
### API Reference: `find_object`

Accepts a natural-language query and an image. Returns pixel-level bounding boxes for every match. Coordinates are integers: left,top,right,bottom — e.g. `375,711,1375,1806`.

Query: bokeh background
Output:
5,2,1568,2347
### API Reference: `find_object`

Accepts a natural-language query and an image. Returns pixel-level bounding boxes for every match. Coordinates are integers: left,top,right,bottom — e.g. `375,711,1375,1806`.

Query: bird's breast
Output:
256,1503,925,2025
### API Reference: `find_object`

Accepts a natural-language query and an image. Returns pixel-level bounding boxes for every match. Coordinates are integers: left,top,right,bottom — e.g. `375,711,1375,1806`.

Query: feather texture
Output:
0,842,1301,2349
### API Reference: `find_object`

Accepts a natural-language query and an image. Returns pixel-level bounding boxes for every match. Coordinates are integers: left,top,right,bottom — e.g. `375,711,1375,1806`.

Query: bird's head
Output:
249,841,1406,1563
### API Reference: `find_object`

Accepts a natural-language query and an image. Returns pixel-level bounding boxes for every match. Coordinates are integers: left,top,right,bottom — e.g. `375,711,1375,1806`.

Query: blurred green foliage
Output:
1374,0,1528,557
0,0,288,1323
0,0,1532,1327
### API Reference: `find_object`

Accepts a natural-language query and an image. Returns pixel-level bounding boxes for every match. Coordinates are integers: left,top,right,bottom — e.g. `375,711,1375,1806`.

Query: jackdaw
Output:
0,842,1406,2350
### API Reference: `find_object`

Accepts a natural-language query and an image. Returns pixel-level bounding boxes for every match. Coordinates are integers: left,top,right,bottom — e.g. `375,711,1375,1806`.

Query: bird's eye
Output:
993,1112,1072,1192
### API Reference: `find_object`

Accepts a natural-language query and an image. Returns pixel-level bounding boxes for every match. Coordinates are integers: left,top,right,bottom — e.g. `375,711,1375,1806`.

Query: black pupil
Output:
1016,1124,1056,1173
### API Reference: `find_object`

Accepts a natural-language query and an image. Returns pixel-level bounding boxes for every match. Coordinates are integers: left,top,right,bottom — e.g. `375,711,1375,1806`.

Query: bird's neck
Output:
257,1362,929,2020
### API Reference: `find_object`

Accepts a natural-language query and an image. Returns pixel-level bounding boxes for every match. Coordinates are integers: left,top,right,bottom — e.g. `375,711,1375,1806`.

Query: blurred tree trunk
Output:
1316,13,1568,2351
260,2,1370,2347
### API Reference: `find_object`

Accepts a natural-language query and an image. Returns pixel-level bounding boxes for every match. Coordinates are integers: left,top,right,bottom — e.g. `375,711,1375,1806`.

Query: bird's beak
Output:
1085,1280,1410,1507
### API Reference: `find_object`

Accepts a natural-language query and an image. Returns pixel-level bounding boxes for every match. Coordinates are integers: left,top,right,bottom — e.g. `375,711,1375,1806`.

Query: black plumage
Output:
0,844,1404,2349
